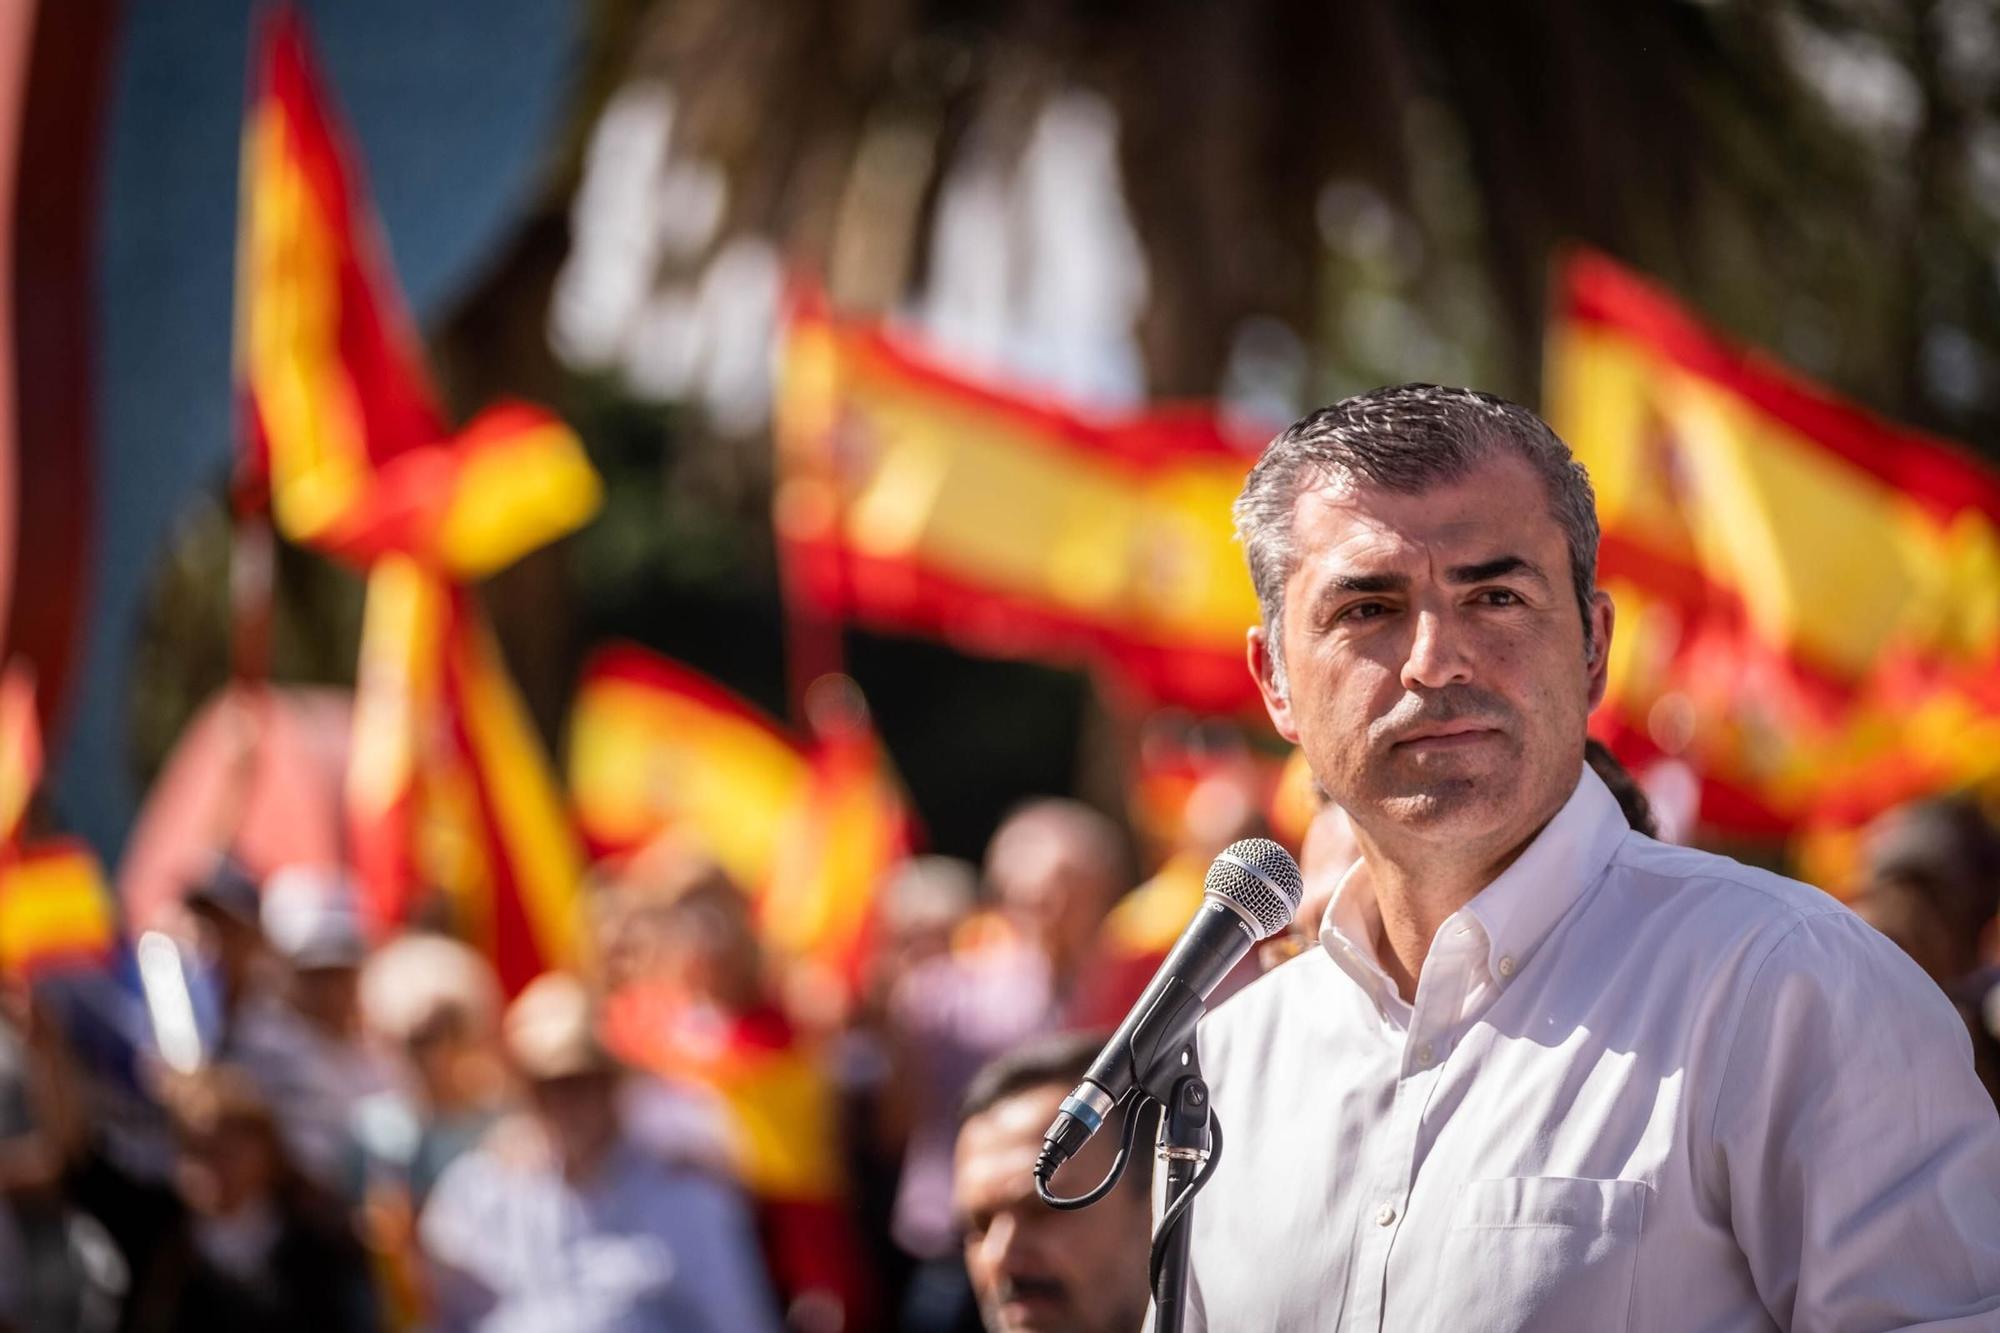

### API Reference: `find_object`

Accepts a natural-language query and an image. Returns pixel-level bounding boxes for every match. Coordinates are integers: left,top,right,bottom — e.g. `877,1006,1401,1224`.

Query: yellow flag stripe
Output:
452,614,584,975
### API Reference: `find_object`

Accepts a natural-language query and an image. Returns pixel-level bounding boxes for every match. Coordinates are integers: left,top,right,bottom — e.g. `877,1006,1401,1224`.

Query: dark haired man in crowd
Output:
1180,384,2000,1327
953,1033,1152,1333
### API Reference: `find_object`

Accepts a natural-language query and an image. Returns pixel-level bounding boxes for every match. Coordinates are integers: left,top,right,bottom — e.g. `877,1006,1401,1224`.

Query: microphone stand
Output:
1151,1041,1211,1333
1036,987,1228,1331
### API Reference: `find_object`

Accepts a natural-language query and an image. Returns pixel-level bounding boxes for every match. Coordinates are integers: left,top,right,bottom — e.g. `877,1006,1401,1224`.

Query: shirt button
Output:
1415,1042,1434,1065
1376,1203,1397,1227
1498,955,1516,978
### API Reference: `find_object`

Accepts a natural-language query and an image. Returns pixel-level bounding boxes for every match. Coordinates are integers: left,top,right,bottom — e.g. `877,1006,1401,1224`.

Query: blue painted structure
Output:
56,0,578,860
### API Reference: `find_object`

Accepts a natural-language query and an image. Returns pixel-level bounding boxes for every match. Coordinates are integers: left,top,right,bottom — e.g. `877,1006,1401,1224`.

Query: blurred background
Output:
2,1,1998,1330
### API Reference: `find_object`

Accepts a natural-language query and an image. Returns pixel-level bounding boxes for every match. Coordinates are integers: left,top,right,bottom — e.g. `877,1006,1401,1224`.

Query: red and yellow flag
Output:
568,647,813,885
236,6,598,992
1550,250,2000,838
569,645,910,991
0,667,116,980
0,839,117,981
773,293,1264,712
235,10,596,571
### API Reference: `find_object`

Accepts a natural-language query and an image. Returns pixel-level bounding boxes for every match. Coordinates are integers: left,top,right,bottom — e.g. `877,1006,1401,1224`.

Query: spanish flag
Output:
0,668,116,979
236,6,598,991
773,293,1264,712
0,839,117,981
568,647,812,885
235,8,596,572
1550,251,2000,837
569,646,910,991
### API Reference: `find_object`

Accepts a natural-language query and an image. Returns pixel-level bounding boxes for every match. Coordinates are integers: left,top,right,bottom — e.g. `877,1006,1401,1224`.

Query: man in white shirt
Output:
1181,384,2000,1330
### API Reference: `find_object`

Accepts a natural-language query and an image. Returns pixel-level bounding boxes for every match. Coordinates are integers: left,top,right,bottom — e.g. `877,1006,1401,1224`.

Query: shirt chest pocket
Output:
1430,1176,1649,1333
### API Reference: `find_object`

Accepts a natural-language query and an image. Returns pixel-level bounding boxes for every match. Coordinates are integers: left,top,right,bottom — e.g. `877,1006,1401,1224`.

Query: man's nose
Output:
976,1211,1024,1274
1400,607,1474,691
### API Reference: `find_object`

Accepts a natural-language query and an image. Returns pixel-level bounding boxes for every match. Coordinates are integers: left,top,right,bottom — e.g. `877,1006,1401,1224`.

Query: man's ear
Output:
1585,590,1615,710
1249,626,1300,743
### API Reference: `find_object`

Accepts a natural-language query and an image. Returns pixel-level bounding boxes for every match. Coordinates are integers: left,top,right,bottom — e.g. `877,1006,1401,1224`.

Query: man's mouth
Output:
1393,721,1502,749
994,1276,1069,1325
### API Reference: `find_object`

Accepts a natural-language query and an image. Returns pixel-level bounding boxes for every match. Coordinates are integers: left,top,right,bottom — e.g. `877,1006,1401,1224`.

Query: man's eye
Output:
1338,602,1389,622
1476,589,1520,607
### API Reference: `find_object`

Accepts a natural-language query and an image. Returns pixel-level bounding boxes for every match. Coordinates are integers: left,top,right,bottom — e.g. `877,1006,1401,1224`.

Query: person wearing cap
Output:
354,934,510,1206
171,858,362,1194
217,866,391,1193
179,854,267,1032
419,972,781,1333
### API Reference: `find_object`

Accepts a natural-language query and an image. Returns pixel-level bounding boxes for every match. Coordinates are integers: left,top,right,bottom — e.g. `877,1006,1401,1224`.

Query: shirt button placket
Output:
1355,991,1443,1331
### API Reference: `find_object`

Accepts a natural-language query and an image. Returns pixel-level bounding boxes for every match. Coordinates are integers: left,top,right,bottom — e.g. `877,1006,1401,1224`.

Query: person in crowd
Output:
839,857,979,1305
884,802,1125,1331
174,857,357,1194
1187,384,2000,1325
175,855,268,1038
0,979,123,1333
420,971,780,1332
354,932,509,1205
127,1065,377,1333
1855,794,2000,973
983,800,1130,1014
1848,794,2000,1107
349,933,514,1326
599,860,871,1331
1072,765,1264,1029
234,866,392,1193
952,1032,1154,1333
871,856,980,1008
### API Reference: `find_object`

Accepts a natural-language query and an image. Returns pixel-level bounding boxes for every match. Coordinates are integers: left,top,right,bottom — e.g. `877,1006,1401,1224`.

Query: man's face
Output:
528,1071,622,1173
1250,451,1612,863
989,830,1111,968
955,1083,1151,1333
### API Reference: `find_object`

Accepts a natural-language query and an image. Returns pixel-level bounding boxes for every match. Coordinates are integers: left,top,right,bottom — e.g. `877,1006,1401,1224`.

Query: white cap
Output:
260,865,367,971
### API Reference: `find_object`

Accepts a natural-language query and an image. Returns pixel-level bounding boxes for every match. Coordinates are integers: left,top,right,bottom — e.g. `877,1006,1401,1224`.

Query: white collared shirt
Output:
1179,766,2000,1331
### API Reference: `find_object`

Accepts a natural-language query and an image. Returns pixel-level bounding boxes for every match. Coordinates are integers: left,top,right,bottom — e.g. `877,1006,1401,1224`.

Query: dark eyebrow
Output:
1308,571,1407,624
1446,555,1548,587
1328,572,1408,594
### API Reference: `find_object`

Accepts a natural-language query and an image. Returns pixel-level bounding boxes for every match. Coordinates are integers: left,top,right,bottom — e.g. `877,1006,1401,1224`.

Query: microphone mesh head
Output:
1205,838,1304,940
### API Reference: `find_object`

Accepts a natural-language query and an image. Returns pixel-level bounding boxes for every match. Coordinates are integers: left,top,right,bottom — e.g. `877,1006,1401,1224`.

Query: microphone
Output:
1037,837,1302,1181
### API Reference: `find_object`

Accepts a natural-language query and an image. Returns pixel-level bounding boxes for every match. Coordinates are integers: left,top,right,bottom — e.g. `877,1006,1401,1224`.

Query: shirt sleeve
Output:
416,1153,501,1332
1712,910,2000,1331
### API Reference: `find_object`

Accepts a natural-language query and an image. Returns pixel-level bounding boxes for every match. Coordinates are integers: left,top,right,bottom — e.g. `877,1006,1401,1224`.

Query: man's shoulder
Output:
1602,831,1849,934
1198,948,1345,1058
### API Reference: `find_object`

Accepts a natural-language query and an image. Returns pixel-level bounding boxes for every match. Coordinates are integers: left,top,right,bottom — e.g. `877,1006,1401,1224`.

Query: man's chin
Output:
988,1291,1074,1332
1374,777,1505,828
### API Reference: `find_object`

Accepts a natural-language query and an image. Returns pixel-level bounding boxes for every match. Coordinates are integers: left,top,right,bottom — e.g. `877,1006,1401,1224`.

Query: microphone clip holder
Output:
1149,1039,1212,1333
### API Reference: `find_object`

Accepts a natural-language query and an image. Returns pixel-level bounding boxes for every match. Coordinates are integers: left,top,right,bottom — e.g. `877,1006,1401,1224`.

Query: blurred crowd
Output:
2,745,1997,1333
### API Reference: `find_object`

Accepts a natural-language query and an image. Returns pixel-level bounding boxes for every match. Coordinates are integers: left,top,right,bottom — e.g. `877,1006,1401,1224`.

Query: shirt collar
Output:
1318,764,1629,1000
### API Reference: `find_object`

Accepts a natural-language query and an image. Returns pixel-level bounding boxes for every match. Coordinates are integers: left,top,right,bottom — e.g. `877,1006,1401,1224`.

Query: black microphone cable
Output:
1033,1090,1153,1209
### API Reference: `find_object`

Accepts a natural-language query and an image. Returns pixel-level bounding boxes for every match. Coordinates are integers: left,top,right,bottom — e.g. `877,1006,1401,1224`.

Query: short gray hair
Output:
1234,384,1599,694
